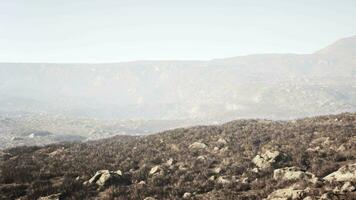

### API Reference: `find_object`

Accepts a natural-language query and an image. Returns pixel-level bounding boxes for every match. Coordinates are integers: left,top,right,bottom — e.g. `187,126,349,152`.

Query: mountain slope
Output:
0,36,356,121
1,113,355,199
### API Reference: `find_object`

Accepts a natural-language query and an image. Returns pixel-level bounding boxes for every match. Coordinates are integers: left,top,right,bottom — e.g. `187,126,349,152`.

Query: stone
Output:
323,163,356,182
252,150,282,169
189,142,207,149
38,193,61,200
219,147,229,153
88,169,124,186
138,181,146,185
340,181,355,192
166,158,174,166
216,138,227,148
273,167,318,183
197,155,206,161
144,197,156,200
210,167,222,174
216,176,231,184
183,192,192,199
266,187,304,200
149,166,162,175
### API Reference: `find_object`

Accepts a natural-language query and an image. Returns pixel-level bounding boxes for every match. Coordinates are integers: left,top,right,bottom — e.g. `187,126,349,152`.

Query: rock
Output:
213,147,220,151
216,138,227,148
88,169,125,186
252,150,283,169
340,181,355,192
149,166,162,175
197,155,206,161
48,148,65,158
216,176,230,184
337,144,346,152
219,147,229,153
323,163,356,182
138,181,146,185
38,193,61,200
144,197,156,200
273,167,318,183
11,137,23,141
303,197,313,200
166,158,174,166
189,142,207,149
208,176,215,181
183,192,192,199
252,168,259,173
210,167,222,174
265,187,304,200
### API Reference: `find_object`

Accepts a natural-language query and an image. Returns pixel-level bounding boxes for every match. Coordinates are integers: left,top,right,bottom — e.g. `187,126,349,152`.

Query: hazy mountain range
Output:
1,35,355,121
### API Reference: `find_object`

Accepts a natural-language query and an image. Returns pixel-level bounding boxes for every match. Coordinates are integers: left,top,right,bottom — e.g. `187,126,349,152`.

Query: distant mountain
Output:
0,36,355,121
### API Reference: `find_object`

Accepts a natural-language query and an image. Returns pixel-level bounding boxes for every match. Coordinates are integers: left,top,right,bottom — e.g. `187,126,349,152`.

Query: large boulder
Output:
265,187,304,200
323,163,356,182
88,169,127,187
252,150,284,169
273,167,318,183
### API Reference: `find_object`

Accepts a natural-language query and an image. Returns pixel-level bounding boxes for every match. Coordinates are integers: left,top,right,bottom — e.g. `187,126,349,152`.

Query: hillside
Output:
0,113,355,199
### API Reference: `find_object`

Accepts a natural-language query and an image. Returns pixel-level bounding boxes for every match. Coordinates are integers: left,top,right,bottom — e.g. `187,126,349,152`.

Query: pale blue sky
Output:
0,0,355,63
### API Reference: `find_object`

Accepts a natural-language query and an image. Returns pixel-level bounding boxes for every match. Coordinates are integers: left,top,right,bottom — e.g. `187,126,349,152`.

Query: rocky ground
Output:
0,113,355,200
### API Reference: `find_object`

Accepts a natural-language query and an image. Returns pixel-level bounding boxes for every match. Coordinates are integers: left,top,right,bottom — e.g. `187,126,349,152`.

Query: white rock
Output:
341,181,355,192
189,142,207,149
216,176,230,184
183,192,192,199
252,150,282,169
149,166,161,175
273,167,318,183
266,187,304,200
323,163,356,182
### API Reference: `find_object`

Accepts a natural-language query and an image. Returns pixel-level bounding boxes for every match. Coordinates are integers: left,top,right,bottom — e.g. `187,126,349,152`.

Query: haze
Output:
1,0,356,63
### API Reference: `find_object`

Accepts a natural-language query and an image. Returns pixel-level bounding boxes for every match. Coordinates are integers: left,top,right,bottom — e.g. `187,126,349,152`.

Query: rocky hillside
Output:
0,113,355,200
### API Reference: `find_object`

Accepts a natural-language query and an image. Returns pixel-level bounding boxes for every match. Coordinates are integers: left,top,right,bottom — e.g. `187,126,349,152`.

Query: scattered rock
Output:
273,167,318,183
323,163,356,182
265,187,304,200
197,155,206,161
189,142,207,150
138,181,146,185
11,137,23,141
340,181,355,193
149,166,162,175
38,193,61,200
216,176,230,184
183,192,192,199
48,148,65,158
252,150,283,169
216,138,227,147
210,167,222,174
144,197,156,200
166,158,174,166
88,170,126,186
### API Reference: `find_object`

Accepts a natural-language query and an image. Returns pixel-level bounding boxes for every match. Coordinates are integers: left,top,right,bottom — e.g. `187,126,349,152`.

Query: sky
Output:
0,0,355,63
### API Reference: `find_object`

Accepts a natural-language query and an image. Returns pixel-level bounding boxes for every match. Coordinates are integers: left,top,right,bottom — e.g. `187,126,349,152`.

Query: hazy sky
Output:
1,0,355,63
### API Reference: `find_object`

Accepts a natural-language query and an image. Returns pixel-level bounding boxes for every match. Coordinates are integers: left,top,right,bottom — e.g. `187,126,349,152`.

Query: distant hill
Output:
1,113,355,199
0,36,355,121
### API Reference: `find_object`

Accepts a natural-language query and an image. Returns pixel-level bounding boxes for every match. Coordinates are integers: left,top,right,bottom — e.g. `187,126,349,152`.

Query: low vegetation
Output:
0,113,355,199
